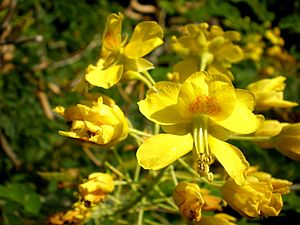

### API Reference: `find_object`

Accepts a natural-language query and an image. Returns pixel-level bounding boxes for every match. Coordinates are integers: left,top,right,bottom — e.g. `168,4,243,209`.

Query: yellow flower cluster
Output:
169,22,243,81
55,12,299,224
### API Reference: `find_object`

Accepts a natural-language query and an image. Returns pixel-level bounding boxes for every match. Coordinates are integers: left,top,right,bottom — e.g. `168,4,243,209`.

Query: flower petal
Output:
102,13,123,52
124,21,163,58
137,133,193,170
177,72,236,121
216,89,264,134
122,57,154,72
215,43,244,63
138,81,185,125
85,64,123,89
173,58,198,82
209,135,249,185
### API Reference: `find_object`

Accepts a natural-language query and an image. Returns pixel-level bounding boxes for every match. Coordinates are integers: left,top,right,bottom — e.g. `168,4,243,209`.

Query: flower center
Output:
192,116,214,182
188,95,221,115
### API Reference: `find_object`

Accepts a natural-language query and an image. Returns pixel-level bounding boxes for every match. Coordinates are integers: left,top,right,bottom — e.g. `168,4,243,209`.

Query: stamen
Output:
193,116,214,182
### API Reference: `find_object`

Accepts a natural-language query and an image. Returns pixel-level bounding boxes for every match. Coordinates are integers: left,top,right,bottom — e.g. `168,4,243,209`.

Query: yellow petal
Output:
124,21,163,58
102,13,123,52
85,64,123,89
177,72,236,121
138,81,185,125
136,133,193,170
216,89,264,134
122,57,153,72
209,135,249,185
161,122,190,135
215,43,244,63
173,58,198,82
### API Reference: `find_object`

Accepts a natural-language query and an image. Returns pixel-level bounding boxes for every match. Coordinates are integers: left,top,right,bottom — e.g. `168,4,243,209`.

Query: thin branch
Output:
0,131,22,169
82,145,102,167
1,0,17,30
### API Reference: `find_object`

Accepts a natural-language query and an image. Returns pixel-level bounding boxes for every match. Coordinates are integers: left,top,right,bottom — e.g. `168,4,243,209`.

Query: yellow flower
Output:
242,34,265,62
85,12,163,88
195,213,237,225
170,23,243,81
247,167,292,195
47,202,91,225
137,71,264,184
173,182,204,221
247,76,298,111
267,46,297,66
56,95,128,146
253,120,288,148
78,172,114,207
221,175,283,217
265,27,284,46
253,121,300,160
272,123,300,160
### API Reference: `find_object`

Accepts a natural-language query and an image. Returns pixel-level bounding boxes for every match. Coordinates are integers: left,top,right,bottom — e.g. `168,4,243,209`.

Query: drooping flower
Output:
78,172,114,207
253,121,300,160
246,167,292,195
137,71,264,184
169,23,243,82
253,120,288,148
195,213,237,225
55,95,128,147
85,12,163,89
173,182,204,221
221,169,286,217
247,76,298,111
272,123,300,160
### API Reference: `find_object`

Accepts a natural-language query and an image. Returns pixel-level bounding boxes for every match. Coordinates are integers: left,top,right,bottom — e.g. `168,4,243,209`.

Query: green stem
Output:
142,71,156,85
129,127,153,138
229,135,272,141
113,167,168,216
169,165,178,186
137,198,145,225
130,72,153,88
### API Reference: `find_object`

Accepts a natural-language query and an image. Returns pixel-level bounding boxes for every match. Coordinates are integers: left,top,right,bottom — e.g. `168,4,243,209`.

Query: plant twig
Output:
0,131,22,169
112,167,168,216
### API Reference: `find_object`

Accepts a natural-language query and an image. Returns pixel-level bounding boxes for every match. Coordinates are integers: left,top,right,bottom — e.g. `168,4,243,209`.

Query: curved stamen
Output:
192,116,214,182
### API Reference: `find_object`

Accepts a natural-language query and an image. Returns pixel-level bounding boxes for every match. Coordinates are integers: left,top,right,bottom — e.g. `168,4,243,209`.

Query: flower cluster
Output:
55,12,299,224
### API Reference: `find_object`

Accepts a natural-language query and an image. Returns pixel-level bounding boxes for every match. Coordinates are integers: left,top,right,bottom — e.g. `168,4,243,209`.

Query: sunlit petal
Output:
124,21,163,58
138,82,185,125
209,135,249,185
137,134,193,170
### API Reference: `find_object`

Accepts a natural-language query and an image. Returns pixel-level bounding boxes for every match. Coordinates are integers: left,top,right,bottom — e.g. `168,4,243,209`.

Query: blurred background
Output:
1,0,300,224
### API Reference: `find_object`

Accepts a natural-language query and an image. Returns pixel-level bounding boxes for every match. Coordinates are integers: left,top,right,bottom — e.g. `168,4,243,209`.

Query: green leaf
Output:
0,185,10,199
6,183,25,205
24,193,41,215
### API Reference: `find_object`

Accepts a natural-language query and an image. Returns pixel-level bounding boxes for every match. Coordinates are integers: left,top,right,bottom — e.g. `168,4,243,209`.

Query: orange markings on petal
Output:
188,95,221,115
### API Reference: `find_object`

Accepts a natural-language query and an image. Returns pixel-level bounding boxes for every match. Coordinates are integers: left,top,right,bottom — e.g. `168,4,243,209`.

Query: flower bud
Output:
173,182,204,221
57,95,128,147
78,172,114,207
